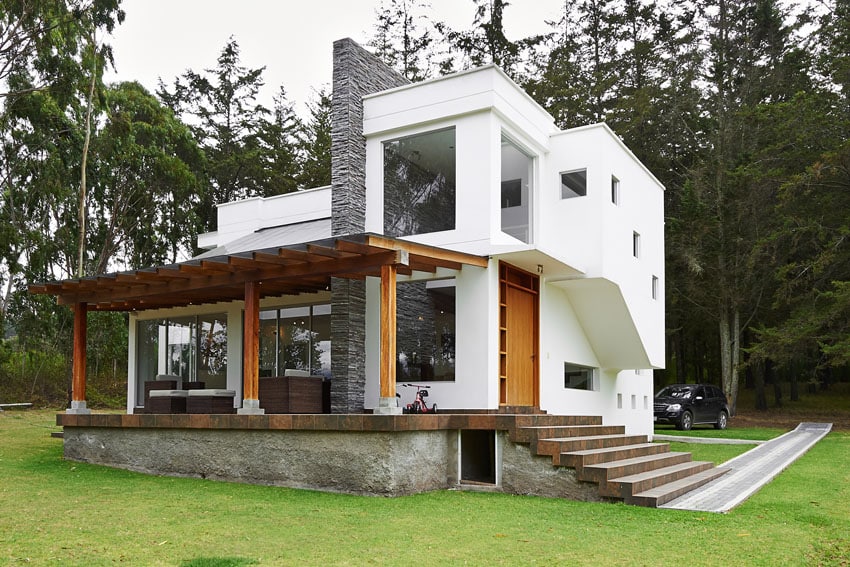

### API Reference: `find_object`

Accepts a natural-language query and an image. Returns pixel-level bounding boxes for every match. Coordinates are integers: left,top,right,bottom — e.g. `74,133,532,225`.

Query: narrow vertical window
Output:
611,176,620,205
633,231,640,258
652,275,659,299
617,393,623,409
643,395,649,410
631,394,637,410
501,134,533,242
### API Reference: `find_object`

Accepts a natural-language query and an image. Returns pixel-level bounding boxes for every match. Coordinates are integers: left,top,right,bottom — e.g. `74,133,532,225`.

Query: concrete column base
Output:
237,399,265,415
66,400,91,415
373,396,402,415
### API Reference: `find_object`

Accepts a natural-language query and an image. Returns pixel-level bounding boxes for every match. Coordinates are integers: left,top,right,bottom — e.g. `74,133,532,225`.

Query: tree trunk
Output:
77,30,97,278
753,358,767,411
790,371,799,402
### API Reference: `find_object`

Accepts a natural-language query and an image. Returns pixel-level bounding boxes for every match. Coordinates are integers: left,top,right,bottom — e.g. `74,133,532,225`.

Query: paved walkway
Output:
660,422,833,513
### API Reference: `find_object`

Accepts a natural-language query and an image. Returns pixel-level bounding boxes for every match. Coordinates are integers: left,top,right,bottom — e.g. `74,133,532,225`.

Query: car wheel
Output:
714,410,728,430
677,411,693,431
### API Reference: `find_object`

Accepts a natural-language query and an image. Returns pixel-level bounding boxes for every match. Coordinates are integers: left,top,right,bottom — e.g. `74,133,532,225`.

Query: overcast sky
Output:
105,0,563,116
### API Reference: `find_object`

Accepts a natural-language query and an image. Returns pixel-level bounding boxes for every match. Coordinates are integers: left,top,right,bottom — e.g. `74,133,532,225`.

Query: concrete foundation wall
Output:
64,427,453,496
498,432,604,501
61,427,600,500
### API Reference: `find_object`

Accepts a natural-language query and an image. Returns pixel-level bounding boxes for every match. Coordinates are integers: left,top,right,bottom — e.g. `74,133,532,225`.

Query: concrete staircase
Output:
507,412,729,507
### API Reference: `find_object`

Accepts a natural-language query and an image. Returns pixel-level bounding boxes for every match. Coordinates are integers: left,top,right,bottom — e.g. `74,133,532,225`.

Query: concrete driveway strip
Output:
660,422,833,513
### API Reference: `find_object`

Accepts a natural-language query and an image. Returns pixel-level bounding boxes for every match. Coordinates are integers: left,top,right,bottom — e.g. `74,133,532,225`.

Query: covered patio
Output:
30,233,488,416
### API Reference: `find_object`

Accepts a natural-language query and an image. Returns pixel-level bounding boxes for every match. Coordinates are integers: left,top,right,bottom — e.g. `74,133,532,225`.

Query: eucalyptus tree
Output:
89,81,204,272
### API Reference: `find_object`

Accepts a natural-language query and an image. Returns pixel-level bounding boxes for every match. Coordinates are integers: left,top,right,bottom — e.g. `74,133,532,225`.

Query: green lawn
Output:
2,410,848,566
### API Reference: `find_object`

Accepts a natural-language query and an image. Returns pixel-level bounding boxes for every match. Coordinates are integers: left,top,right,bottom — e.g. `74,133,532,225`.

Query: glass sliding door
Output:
257,304,332,377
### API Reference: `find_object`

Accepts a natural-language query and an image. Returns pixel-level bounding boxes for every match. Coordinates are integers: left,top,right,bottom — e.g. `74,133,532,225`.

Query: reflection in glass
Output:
198,314,227,388
501,135,533,242
396,280,455,382
258,304,332,378
384,127,456,237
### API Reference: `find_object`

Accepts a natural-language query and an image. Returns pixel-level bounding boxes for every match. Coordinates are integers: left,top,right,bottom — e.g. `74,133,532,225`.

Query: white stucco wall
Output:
197,186,331,250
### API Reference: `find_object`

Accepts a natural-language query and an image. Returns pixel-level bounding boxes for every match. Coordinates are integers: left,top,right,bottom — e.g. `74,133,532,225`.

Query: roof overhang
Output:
29,234,488,312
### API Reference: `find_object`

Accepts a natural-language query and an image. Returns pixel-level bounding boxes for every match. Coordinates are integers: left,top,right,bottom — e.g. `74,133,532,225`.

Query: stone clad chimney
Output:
330,39,409,413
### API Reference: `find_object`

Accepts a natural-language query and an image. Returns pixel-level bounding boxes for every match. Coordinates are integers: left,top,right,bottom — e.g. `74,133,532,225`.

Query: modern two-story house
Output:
119,39,664,436
37,39,682,503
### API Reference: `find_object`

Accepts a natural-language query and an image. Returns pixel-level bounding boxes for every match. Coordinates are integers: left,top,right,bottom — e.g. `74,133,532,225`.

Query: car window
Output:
657,386,693,399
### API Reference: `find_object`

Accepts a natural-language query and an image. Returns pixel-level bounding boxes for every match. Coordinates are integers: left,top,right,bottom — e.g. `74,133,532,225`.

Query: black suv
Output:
654,384,730,431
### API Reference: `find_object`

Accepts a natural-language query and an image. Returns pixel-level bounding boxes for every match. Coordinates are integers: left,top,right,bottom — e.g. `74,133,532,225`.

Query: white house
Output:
120,43,664,436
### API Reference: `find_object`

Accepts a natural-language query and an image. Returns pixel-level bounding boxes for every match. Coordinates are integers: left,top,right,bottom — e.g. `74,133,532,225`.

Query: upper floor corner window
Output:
560,169,587,199
501,134,533,243
611,176,620,205
652,275,659,299
384,127,456,238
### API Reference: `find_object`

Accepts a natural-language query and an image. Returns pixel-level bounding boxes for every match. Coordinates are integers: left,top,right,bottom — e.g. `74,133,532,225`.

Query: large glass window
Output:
135,313,229,402
258,304,331,378
501,135,533,243
396,280,455,382
384,127,456,237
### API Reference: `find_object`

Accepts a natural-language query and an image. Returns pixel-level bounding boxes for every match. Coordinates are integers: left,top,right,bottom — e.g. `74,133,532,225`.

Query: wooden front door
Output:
499,263,539,406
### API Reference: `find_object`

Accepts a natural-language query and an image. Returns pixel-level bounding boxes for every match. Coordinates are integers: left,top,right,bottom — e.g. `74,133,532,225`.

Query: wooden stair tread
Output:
629,468,731,507
584,451,691,471
611,460,714,484
563,442,662,458
541,433,644,443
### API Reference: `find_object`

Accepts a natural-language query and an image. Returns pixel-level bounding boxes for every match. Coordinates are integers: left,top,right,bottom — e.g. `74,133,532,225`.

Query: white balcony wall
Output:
197,186,331,250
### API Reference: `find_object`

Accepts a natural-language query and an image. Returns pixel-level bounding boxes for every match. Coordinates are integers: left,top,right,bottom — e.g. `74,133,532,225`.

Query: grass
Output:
653,425,786,441
2,410,849,566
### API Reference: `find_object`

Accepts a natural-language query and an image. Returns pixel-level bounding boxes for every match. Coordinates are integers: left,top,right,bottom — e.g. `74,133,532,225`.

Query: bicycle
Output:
399,383,437,414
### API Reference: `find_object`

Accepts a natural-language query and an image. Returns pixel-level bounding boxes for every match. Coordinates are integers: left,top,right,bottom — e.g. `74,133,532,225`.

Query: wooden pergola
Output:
29,234,488,413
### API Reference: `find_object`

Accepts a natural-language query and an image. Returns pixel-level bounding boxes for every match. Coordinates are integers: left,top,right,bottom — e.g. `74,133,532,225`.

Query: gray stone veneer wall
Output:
330,39,409,413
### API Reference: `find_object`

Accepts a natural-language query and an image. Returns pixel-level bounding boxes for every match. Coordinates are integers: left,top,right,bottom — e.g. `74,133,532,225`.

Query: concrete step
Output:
628,467,731,507
537,434,649,459
600,460,715,499
579,452,692,483
513,424,625,444
560,442,669,469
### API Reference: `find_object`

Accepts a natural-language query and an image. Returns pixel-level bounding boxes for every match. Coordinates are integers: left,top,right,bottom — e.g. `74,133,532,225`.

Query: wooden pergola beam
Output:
56,250,402,306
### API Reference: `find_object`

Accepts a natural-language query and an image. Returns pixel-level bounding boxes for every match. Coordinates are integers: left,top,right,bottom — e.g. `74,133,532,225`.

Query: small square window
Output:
652,275,659,299
633,231,641,257
611,176,620,205
560,169,587,199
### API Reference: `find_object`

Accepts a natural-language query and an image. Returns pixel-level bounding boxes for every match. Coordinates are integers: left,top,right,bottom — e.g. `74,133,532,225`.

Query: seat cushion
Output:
149,389,188,398
187,389,236,397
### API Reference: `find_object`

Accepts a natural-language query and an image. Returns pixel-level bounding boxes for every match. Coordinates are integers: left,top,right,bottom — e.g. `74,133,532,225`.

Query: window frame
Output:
559,168,587,199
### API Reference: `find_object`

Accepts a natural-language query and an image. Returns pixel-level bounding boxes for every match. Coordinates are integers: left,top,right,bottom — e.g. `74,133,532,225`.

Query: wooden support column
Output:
239,280,264,414
379,263,397,400
67,302,90,414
